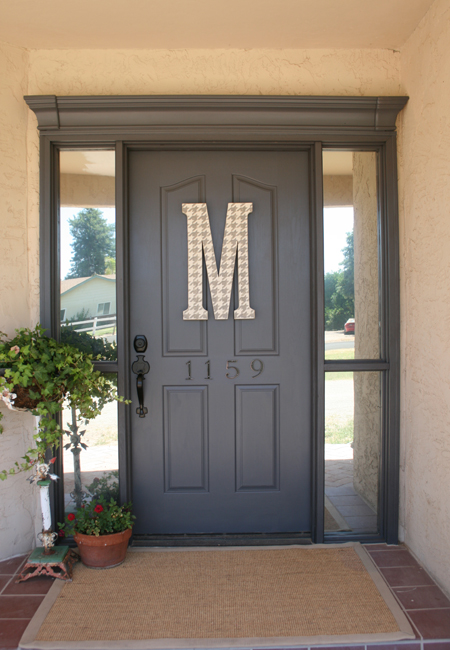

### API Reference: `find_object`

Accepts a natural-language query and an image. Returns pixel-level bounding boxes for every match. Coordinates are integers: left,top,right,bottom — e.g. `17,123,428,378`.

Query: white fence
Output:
61,314,117,336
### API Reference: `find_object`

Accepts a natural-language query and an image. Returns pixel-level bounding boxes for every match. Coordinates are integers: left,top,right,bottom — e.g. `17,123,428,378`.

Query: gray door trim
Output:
25,95,408,545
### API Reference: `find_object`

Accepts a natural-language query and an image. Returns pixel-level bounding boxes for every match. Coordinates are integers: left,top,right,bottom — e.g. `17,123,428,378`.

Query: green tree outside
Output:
65,208,115,279
324,230,354,330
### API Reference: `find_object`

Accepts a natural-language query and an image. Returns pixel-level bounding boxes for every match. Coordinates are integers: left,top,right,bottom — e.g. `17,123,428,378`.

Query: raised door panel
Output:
233,175,279,356
163,386,209,493
235,385,279,491
161,176,207,356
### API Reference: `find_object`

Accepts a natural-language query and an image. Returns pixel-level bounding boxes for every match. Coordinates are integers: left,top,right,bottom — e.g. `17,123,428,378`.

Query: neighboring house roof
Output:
60,274,116,295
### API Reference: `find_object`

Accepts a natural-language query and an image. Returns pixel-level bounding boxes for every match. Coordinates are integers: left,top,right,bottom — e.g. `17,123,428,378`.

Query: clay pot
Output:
74,528,132,569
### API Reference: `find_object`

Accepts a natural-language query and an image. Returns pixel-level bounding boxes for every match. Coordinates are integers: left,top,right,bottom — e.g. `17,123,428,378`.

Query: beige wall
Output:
353,153,380,512
27,48,402,96
0,41,39,560
60,174,115,208
397,0,450,594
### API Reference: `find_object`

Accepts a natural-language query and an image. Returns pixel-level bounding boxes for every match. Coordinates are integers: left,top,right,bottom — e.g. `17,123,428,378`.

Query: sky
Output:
323,207,354,274
60,205,354,279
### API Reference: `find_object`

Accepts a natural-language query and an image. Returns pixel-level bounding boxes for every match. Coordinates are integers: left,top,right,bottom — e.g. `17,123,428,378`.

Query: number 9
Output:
251,359,264,378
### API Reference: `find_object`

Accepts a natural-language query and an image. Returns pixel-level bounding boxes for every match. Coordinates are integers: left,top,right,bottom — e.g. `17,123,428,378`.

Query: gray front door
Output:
129,150,311,535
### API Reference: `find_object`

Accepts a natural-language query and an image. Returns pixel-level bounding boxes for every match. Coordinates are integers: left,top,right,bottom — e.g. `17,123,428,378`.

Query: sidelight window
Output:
322,149,389,540
58,149,119,519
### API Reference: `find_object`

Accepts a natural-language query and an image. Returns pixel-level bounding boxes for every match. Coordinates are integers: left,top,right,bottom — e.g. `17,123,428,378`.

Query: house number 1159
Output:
185,359,264,380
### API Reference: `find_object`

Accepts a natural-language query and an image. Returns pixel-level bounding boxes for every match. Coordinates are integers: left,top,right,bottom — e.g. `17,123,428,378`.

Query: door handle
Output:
132,336,150,418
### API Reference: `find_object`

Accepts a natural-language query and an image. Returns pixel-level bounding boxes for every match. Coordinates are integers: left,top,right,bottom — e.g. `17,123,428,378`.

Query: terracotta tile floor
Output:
1,545,450,650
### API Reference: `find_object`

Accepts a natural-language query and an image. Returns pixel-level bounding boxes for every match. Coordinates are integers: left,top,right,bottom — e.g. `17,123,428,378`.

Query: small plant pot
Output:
74,528,132,569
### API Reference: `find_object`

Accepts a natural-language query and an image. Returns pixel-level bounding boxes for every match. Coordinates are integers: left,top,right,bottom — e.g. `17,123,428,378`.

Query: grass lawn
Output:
325,348,355,360
325,415,354,444
325,348,354,381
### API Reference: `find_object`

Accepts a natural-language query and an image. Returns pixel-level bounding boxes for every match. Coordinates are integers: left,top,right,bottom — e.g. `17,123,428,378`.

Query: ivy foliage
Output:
0,325,127,481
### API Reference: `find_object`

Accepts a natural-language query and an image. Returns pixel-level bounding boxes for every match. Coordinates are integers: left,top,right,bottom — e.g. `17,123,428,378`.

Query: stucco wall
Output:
353,153,380,512
0,41,39,560
398,0,450,595
60,174,115,208
1,44,404,561
27,49,402,97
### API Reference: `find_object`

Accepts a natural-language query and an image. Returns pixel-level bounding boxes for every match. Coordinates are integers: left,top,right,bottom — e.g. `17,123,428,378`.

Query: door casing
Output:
25,94,408,544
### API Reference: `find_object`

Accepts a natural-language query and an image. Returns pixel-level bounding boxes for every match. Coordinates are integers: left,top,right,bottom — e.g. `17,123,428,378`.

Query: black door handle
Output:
135,371,148,418
132,336,150,418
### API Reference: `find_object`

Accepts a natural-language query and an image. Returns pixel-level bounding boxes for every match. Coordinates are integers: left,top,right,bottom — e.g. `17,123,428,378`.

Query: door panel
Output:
161,175,207,356
129,150,311,535
235,385,279,492
163,386,209,493
233,175,279,355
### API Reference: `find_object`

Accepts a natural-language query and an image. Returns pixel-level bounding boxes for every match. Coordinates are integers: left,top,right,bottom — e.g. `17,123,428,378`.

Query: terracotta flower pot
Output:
74,528,132,569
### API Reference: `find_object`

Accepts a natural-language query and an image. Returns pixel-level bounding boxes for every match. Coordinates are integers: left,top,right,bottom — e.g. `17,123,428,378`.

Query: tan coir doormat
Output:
20,543,414,650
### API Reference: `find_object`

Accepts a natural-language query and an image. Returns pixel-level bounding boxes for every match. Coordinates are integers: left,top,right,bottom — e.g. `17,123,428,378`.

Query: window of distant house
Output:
97,302,111,316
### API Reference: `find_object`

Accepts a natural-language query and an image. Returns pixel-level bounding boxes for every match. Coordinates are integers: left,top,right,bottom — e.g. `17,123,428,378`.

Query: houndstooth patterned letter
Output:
182,203,255,320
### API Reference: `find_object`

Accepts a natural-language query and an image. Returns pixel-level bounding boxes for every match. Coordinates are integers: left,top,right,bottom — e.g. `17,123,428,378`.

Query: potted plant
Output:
0,324,130,569
59,497,135,568
0,324,126,480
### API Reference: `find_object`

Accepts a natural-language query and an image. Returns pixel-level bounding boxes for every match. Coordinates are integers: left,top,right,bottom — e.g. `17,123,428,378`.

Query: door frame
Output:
25,94,408,544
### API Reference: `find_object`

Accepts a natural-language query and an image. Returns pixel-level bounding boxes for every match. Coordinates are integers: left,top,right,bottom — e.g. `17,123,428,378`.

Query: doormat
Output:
20,543,414,650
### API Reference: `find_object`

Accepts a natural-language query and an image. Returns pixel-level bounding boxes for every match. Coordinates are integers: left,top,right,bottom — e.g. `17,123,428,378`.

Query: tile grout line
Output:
0,576,13,595
365,553,425,641
404,607,450,612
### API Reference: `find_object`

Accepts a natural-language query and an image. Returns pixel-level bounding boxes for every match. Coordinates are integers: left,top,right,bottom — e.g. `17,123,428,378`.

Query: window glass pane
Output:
324,371,380,535
59,150,117,354
62,381,119,515
323,151,380,359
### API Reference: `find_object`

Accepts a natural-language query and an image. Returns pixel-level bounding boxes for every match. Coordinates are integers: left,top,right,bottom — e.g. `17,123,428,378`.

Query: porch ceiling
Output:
0,0,435,51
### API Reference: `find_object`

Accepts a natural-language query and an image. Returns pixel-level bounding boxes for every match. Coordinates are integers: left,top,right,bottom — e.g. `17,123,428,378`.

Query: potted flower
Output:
0,324,130,567
59,497,135,568
0,324,126,480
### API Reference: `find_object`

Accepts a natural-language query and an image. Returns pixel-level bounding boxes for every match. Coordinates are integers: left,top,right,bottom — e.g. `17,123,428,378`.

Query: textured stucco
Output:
0,42,31,332
0,41,39,561
60,174,115,208
398,0,450,596
353,152,380,511
323,175,353,207
27,49,402,97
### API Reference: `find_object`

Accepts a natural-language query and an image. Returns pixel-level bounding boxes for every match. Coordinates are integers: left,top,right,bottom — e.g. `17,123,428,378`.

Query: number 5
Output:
226,360,240,379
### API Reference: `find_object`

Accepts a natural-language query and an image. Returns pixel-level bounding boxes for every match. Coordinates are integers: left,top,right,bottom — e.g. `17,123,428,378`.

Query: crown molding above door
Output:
24,95,408,136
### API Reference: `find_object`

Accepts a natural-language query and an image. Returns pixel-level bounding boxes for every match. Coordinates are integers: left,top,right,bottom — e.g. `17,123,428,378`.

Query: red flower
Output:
67,513,76,521
94,504,104,513
58,530,65,537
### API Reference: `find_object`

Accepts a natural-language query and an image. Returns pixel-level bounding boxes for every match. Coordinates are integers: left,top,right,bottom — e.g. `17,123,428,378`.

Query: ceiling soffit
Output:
0,0,435,50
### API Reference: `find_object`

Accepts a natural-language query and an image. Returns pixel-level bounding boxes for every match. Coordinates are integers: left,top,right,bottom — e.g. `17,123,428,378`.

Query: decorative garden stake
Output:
64,407,88,509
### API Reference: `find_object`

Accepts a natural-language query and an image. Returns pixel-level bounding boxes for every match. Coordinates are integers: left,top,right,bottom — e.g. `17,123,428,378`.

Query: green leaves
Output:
59,497,135,537
65,208,115,280
0,324,129,478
